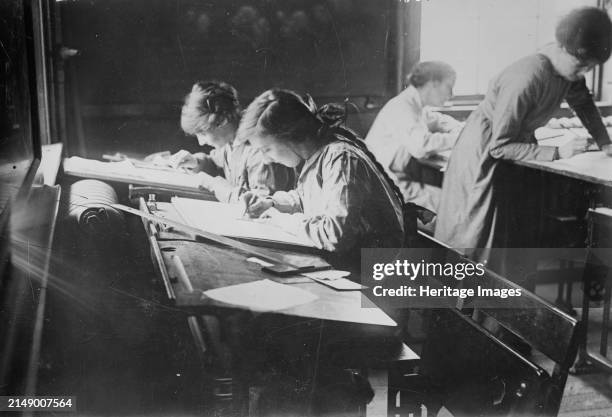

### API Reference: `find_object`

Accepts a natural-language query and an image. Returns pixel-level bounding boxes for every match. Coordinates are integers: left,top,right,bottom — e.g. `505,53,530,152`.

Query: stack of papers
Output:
203,279,318,311
63,156,203,190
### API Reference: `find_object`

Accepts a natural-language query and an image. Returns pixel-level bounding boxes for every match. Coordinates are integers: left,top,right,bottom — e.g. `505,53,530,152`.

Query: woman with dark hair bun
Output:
237,88,407,259
236,89,407,413
435,7,612,266
367,61,463,214
169,81,294,202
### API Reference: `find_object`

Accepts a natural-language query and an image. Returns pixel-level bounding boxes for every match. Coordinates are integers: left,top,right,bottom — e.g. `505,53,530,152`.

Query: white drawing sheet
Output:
203,279,318,312
171,197,315,248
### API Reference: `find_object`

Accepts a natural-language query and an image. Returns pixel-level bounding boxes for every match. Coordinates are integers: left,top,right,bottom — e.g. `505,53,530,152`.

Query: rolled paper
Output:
67,179,124,238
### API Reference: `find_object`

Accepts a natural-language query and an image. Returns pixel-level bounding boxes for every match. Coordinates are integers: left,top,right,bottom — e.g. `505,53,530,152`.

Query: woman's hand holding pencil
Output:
241,191,275,218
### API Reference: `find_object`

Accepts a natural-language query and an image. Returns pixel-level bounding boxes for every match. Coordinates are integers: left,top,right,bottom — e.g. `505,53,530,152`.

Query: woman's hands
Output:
240,191,275,218
602,143,612,157
169,150,199,169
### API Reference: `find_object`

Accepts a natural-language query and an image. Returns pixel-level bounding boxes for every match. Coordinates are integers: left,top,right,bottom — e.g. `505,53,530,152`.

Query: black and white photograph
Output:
1,0,612,416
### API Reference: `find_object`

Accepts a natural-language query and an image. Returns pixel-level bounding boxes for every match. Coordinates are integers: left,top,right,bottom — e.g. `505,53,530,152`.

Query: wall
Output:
58,0,398,156
420,0,598,96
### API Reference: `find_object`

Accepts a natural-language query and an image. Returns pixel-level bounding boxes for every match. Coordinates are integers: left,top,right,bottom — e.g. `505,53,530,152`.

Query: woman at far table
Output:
367,61,463,214
435,7,612,270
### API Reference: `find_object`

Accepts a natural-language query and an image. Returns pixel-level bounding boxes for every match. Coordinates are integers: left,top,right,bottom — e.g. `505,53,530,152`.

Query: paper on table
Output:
64,156,203,189
172,197,315,247
203,279,318,311
554,151,611,167
301,270,351,280
246,258,356,287
305,276,364,291
547,151,612,184
246,257,275,267
299,270,363,290
536,126,612,150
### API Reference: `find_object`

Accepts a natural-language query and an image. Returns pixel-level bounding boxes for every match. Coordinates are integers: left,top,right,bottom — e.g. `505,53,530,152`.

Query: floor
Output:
538,285,612,417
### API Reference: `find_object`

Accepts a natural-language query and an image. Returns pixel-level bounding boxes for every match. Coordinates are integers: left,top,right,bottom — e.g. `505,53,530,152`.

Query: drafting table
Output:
136,197,417,413
514,151,612,373
140,199,399,327
60,153,419,413
61,156,419,395
415,145,612,373
515,151,612,188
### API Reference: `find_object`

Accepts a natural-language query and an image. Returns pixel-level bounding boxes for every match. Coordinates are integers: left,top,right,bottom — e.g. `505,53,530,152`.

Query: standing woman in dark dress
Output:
435,7,612,270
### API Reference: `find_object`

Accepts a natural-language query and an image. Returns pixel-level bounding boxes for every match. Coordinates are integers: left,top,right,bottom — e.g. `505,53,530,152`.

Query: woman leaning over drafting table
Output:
366,61,463,214
168,81,295,202
434,7,612,267
235,89,408,414
238,89,408,264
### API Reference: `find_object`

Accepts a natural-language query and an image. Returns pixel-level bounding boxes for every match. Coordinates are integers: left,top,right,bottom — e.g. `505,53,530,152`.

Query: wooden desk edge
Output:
514,159,612,187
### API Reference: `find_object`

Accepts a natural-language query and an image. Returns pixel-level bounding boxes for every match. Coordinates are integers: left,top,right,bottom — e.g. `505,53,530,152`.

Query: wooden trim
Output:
25,185,61,396
399,0,422,94
31,0,52,146
139,197,176,300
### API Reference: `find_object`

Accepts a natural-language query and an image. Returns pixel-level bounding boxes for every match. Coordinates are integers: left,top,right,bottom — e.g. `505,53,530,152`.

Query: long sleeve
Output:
215,162,285,203
278,153,368,252
270,190,302,213
206,144,295,203
488,73,558,161
207,176,236,203
245,159,294,196
409,129,459,159
386,108,457,160
426,109,463,134
566,79,611,149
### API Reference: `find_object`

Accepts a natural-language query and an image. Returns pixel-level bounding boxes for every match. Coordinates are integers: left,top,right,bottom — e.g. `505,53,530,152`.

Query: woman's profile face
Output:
196,123,236,148
428,76,455,107
249,133,302,167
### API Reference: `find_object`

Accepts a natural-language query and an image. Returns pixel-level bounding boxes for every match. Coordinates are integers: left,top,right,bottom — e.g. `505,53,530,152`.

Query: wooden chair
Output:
389,307,551,417
461,267,583,416
388,233,583,417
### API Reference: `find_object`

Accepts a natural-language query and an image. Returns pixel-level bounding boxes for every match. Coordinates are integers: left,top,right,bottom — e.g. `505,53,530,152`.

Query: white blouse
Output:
366,85,462,212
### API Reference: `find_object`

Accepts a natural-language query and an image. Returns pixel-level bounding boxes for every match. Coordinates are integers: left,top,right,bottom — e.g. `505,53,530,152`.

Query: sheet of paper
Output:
306,277,364,291
172,197,315,248
536,132,598,151
246,257,275,267
546,151,612,184
63,156,203,190
301,270,351,280
535,126,566,141
203,279,318,311
553,151,611,168
301,270,362,290
536,127,612,150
